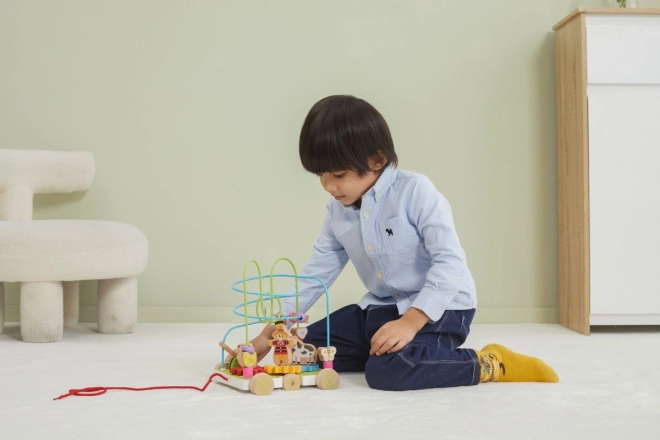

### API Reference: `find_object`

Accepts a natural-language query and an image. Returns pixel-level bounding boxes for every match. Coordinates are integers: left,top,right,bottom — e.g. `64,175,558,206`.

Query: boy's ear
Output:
369,153,387,171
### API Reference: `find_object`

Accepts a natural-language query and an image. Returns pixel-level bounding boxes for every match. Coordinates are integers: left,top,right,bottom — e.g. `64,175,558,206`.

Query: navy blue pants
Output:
303,304,480,391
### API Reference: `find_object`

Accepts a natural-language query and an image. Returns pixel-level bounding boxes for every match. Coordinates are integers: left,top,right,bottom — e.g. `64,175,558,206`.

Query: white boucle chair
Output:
0,149,148,342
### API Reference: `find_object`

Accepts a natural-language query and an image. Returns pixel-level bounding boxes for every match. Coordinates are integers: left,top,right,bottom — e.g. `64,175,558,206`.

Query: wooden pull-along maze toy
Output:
52,257,336,400
214,257,339,395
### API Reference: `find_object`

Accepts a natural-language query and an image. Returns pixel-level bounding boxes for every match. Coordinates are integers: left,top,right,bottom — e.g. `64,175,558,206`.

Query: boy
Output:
249,95,558,391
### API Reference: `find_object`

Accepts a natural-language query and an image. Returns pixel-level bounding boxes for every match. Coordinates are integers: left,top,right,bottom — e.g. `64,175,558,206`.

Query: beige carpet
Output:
1,323,658,440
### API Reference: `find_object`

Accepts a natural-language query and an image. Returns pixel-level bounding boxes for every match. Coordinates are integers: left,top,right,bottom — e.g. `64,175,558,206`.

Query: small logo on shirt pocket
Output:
379,216,418,255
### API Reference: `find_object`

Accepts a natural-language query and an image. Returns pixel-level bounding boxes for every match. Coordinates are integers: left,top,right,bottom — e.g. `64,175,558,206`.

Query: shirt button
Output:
367,244,374,251
363,211,370,218
376,193,381,199
396,292,402,298
377,272,383,279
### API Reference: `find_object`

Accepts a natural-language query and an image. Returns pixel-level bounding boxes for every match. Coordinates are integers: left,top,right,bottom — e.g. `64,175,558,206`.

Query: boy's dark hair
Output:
299,95,398,177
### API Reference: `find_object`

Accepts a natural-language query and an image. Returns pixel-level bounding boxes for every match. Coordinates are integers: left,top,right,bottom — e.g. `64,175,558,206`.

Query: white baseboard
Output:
590,314,660,325
3,305,558,324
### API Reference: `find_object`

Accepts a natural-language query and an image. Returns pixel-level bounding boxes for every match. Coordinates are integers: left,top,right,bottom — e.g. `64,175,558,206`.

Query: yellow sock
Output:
475,350,502,382
475,344,559,383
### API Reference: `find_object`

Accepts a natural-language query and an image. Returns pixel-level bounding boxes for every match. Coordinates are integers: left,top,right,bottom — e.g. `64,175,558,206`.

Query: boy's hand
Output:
251,333,272,362
223,324,275,366
370,308,429,356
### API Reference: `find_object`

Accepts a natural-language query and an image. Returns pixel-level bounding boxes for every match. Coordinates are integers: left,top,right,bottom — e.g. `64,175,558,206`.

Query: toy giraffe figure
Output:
268,324,295,366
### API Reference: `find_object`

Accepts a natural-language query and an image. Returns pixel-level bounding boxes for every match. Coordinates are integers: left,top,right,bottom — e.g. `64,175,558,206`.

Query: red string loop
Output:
53,373,227,401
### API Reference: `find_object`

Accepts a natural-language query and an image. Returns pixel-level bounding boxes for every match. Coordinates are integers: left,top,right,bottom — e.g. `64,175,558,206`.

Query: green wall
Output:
3,0,658,324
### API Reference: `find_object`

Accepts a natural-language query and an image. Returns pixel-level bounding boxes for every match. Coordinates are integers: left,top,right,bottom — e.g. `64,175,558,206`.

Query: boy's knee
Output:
365,355,408,391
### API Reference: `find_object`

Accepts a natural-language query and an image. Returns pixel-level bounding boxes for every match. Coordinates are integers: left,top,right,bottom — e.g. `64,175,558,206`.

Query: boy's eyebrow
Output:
316,169,347,175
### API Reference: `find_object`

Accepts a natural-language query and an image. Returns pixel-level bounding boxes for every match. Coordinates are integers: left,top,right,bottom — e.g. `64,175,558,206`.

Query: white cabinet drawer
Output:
588,86,660,315
586,15,660,85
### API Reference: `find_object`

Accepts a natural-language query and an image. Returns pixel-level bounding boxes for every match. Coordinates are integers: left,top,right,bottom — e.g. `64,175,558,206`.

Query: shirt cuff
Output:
410,287,453,323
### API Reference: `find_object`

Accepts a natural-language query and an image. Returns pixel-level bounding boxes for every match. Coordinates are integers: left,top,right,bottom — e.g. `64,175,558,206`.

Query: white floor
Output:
1,323,659,440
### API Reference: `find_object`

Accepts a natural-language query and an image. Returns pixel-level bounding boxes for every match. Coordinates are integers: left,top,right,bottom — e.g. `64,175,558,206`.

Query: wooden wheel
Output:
282,373,301,391
249,372,274,395
315,368,340,390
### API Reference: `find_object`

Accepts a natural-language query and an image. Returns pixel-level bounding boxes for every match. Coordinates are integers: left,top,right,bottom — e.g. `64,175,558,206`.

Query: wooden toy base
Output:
214,364,339,395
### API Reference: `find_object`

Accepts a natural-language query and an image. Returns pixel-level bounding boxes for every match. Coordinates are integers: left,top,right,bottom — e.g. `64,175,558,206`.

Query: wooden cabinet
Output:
554,8,660,335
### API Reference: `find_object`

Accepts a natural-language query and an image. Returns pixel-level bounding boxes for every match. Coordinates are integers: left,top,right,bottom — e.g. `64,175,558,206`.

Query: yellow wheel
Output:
315,368,340,390
249,373,274,396
282,374,301,391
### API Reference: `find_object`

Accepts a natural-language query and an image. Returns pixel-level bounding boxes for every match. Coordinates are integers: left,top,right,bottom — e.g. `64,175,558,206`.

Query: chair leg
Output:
97,277,137,334
63,281,79,328
20,281,64,343
0,282,5,334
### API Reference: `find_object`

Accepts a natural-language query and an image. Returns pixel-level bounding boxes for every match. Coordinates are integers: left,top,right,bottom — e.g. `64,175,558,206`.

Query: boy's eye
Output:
332,173,345,178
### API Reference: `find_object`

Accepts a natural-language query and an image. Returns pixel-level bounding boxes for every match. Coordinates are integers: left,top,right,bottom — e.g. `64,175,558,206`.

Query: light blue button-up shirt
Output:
283,166,477,323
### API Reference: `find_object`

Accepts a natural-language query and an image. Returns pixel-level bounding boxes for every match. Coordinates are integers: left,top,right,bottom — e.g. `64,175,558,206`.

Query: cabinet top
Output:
554,7,660,31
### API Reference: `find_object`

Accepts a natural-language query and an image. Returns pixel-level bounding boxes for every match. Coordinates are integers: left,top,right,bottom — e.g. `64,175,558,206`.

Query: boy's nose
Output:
320,174,336,192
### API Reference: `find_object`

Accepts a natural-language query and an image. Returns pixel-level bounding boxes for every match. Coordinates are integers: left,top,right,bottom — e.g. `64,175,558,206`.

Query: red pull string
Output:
53,373,227,401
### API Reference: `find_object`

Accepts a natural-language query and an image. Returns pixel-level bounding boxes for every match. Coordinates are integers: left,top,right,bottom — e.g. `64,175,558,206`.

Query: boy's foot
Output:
475,344,559,383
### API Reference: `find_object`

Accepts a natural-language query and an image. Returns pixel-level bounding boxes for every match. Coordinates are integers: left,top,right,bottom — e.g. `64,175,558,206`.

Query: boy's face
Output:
319,158,384,207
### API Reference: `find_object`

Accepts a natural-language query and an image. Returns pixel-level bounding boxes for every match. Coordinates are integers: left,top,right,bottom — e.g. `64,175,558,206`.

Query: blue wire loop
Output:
219,259,332,366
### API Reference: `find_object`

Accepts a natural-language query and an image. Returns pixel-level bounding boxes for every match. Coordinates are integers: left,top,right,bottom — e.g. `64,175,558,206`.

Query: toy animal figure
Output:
237,344,257,367
219,341,257,368
290,327,317,365
268,324,295,366
291,327,308,340
238,345,257,378
317,346,337,369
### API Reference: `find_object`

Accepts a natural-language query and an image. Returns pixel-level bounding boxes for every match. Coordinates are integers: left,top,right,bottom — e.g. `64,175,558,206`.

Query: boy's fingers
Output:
372,336,397,356
370,328,384,346
380,338,398,355
387,340,405,354
258,346,272,361
370,335,387,355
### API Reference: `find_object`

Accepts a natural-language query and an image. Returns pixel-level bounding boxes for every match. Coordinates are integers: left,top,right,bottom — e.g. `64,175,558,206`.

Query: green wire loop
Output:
269,257,299,328
241,257,300,345
242,260,263,344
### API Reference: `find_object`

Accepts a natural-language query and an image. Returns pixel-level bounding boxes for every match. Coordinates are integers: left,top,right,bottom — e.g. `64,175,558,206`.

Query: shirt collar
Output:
368,165,397,202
